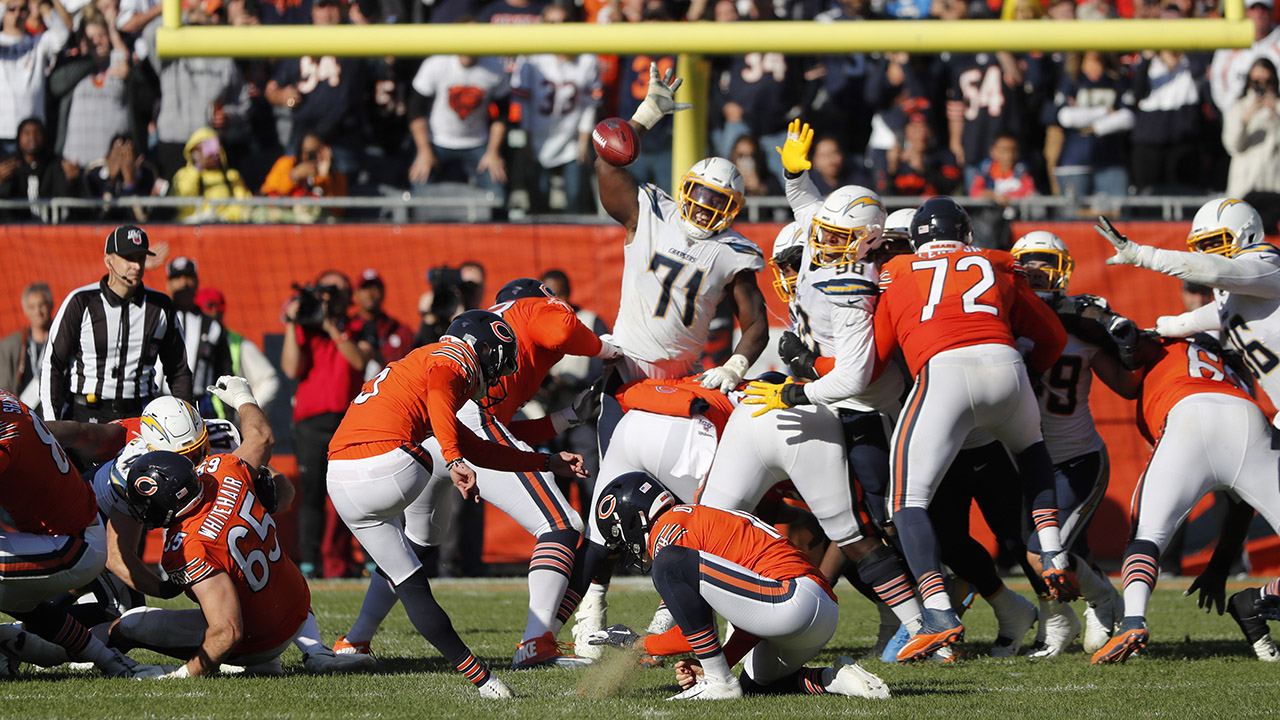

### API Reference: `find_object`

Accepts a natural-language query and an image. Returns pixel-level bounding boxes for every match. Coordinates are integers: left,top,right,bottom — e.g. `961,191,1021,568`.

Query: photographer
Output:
282,270,373,579
259,132,348,223
413,262,486,349
1225,58,1280,197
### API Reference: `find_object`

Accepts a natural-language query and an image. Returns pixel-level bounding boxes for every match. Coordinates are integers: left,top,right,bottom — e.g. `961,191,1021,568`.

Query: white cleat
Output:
1027,600,1080,658
572,591,607,661
647,606,676,635
1083,582,1120,654
303,651,377,674
991,592,1038,658
827,656,891,699
478,675,515,698
1252,635,1280,662
666,676,743,700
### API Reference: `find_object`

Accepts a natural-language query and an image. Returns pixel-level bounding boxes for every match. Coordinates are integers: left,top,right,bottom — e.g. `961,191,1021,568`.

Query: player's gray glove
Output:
700,354,750,394
207,376,257,409
1255,593,1280,621
1095,216,1142,266
778,331,819,381
1184,568,1227,615
631,63,693,131
587,623,641,649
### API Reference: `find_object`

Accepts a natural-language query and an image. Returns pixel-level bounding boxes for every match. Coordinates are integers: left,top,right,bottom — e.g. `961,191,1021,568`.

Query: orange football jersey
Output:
112,417,142,444
616,376,737,435
0,391,96,536
875,245,1066,377
162,453,310,655
1138,338,1258,443
328,339,544,470
646,504,834,598
486,296,602,426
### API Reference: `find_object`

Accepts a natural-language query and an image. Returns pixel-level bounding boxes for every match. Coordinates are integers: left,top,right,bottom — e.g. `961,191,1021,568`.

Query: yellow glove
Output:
774,119,813,175
742,377,795,418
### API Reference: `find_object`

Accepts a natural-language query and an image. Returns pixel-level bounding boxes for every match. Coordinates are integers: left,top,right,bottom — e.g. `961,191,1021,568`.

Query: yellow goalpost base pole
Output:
672,53,708,193
156,18,1253,59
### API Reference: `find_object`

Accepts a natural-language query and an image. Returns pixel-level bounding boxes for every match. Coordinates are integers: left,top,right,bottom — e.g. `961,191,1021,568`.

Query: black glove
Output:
254,466,279,514
778,331,819,381
587,623,641,649
155,579,185,599
780,381,811,408
1184,569,1227,615
570,378,605,425
1255,594,1280,622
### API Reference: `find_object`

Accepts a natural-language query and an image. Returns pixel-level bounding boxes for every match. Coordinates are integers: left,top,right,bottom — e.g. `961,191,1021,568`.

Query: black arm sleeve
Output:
408,90,432,122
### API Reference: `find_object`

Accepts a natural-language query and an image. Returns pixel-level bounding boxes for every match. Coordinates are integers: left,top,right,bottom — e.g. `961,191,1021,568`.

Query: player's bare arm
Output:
1089,345,1144,400
105,509,178,598
207,376,273,469
182,572,244,677
48,420,126,464
729,270,769,364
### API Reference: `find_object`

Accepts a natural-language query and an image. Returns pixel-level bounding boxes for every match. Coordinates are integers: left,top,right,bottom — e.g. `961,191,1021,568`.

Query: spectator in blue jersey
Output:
1053,51,1135,200
945,48,1028,189
1224,57,1280,196
616,47,677,187
1130,48,1211,192
265,0,367,174
476,0,545,23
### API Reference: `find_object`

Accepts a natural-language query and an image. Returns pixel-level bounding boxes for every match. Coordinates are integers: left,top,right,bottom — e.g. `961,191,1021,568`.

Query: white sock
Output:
580,582,608,612
347,574,399,645
0,623,70,667
292,612,331,658
1122,581,1151,621
524,569,568,642
986,586,1016,614
1075,558,1116,606
699,652,734,684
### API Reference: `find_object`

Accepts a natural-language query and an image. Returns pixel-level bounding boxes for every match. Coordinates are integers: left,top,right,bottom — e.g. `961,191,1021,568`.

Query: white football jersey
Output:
1025,332,1106,464
412,55,510,151
612,185,765,368
1213,248,1280,407
792,242,904,416
511,54,601,169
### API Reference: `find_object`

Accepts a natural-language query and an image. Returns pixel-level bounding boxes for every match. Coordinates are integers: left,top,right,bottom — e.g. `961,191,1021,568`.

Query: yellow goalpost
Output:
157,0,1252,192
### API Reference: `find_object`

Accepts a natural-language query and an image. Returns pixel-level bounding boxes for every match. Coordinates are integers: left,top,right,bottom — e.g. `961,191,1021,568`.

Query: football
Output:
592,118,641,167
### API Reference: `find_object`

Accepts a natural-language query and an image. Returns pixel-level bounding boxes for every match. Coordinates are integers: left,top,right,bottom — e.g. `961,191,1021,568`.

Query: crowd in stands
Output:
3,0,1280,222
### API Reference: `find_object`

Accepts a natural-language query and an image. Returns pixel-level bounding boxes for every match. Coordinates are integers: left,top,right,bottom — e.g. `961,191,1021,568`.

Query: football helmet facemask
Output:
769,221,806,303
594,472,677,574
1187,198,1264,257
808,185,886,268
139,396,209,464
1012,230,1074,293
678,157,745,241
125,450,205,529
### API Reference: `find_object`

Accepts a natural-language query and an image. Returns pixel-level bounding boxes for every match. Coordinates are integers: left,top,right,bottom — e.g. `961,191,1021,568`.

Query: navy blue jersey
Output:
617,55,675,148
1054,70,1132,171
718,50,798,137
475,0,546,23
946,53,1025,166
274,56,366,141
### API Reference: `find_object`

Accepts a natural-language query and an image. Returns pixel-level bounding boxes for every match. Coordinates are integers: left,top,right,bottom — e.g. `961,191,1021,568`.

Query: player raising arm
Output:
595,63,768,395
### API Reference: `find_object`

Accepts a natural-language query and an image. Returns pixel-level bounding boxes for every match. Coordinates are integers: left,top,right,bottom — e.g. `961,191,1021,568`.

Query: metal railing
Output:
0,193,1219,225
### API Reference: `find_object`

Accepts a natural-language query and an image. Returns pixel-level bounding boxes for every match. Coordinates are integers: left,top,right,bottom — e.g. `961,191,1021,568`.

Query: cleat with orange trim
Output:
333,636,373,657
896,609,964,663
512,632,595,669
1090,617,1148,665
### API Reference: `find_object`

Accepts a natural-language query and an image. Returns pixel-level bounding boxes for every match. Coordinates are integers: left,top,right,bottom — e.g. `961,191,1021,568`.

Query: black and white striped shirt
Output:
168,310,233,401
40,277,193,420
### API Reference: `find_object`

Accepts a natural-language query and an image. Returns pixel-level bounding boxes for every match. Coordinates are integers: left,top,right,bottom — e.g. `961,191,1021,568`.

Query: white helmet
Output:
1187,198,1264,257
678,157,745,241
1012,230,1074,292
808,185,886,268
884,208,916,244
769,221,806,302
140,397,209,463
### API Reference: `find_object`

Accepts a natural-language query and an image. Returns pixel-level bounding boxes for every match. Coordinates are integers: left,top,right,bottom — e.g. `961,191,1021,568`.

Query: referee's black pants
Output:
293,412,344,572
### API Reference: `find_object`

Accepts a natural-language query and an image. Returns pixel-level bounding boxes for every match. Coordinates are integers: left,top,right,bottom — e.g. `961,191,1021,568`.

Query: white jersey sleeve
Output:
1131,243,1280,299
1155,301,1221,338
785,171,824,226
802,282,879,406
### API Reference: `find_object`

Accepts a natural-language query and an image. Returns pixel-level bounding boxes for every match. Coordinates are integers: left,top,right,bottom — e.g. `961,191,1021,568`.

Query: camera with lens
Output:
291,283,332,330
427,266,464,321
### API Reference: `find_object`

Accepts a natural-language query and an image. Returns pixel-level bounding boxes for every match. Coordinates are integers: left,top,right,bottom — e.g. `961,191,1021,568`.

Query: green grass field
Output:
6,577,1278,719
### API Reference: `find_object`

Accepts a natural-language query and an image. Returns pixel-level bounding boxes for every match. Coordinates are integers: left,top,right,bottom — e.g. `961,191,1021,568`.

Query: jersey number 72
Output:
911,255,998,322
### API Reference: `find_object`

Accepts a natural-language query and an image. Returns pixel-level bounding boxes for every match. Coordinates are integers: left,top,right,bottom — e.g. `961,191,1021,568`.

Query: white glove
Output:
159,664,191,679
207,376,257,409
700,354,750,394
1095,215,1142,267
630,62,693,131
596,336,622,360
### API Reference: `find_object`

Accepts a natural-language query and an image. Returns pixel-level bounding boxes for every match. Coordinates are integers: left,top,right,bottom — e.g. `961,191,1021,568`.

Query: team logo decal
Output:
840,196,884,213
656,385,676,394
597,494,617,520
1217,198,1242,219
134,476,158,496
128,228,144,245
448,86,486,120
490,321,515,343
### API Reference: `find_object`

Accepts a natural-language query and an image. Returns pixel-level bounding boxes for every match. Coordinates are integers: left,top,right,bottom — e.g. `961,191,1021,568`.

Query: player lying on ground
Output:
588,473,891,701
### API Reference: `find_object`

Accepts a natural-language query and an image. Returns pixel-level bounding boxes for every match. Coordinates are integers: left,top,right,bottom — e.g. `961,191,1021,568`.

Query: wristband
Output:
543,453,554,472
446,458,466,470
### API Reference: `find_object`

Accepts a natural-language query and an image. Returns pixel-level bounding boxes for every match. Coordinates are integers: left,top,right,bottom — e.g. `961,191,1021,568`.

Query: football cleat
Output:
1228,588,1271,644
1083,581,1121,653
1252,635,1280,662
511,632,594,669
303,652,376,674
478,675,515,699
1090,617,1148,665
666,676,743,700
896,608,964,663
333,635,374,657
572,587,608,660
827,657,891,699
991,592,1038,658
1027,600,1080,658
880,624,909,663
241,657,284,676
931,644,958,663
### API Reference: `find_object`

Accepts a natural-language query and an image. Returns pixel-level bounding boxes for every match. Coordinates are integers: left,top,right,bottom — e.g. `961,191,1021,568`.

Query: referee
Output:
40,225,193,422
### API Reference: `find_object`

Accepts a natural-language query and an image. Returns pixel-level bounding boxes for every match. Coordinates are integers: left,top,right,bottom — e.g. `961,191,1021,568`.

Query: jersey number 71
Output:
650,254,704,327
